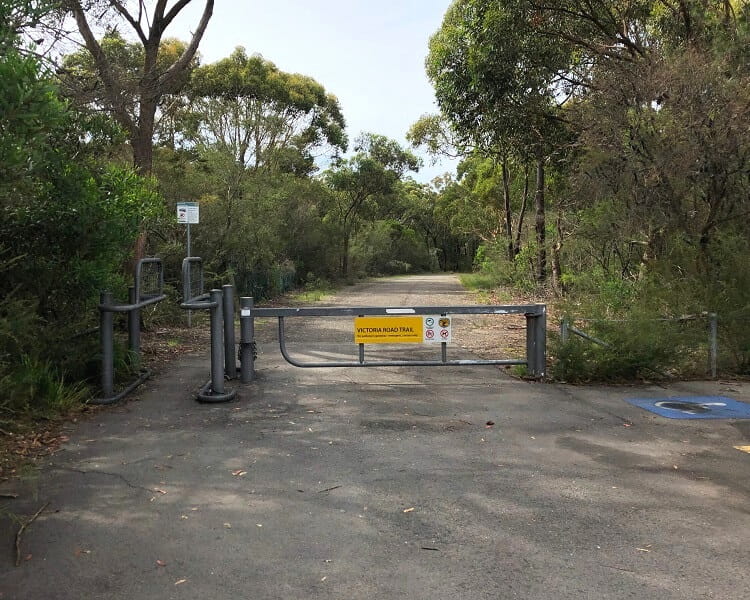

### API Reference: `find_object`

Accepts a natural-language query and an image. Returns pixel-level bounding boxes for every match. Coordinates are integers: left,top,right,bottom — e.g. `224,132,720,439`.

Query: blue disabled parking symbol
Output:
625,396,750,419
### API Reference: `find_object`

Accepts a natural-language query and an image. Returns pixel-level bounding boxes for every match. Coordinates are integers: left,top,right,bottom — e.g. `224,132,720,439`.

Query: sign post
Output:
177,202,199,326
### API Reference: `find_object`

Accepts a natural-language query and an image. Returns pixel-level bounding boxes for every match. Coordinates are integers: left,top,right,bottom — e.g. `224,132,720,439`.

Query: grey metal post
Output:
709,313,718,379
358,314,365,364
187,226,192,328
441,313,448,363
534,309,547,378
128,286,140,357
209,289,225,394
526,313,536,376
100,291,114,398
560,318,569,344
525,308,547,378
223,284,236,380
239,297,255,383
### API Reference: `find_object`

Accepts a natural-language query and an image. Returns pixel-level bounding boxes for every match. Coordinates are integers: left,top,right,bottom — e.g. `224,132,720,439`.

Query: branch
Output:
162,0,195,30
158,0,214,93
68,1,135,132
15,502,49,567
108,0,148,45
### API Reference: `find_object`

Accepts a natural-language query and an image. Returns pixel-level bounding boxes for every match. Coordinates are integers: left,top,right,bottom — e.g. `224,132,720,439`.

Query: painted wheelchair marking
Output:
654,401,727,415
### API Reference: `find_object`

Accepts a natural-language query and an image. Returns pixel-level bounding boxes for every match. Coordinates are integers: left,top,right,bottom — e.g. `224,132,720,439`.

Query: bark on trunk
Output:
513,166,529,257
534,158,546,283
501,160,514,261
552,213,565,295
132,99,157,175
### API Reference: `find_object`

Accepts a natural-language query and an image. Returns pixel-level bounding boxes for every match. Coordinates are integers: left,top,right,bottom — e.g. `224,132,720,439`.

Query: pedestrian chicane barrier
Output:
98,257,547,405
93,258,166,405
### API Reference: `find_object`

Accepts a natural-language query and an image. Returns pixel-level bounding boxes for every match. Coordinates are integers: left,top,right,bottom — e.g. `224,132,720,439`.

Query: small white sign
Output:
423,315,451,343
177,202,199,224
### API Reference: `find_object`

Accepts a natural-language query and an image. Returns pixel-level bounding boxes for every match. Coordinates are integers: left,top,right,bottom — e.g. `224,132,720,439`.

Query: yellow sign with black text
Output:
354,316,423,344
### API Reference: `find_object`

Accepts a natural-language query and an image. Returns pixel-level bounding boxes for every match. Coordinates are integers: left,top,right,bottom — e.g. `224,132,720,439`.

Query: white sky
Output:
170,0,458,182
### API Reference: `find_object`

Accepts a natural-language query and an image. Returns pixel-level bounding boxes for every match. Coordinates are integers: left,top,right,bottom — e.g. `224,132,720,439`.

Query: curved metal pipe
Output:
90,369,152,405
277,318,524,369
196,379,236,403
99,294,167,313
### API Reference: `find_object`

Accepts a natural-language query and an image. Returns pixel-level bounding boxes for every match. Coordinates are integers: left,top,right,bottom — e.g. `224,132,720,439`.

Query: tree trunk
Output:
552,212,565,295
132,99,157,175
501,160,513,261
534,158,546,283
128,99,158,271
513,166,529,257
341,233,350,277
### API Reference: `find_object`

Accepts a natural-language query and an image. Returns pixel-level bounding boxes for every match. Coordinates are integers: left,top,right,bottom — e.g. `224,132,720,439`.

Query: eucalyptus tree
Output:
184,47,347,174
426,0,575,282
59,0,214,175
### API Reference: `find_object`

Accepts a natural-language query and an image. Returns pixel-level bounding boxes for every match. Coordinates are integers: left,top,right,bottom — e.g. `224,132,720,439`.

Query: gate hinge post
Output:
240,296,255,383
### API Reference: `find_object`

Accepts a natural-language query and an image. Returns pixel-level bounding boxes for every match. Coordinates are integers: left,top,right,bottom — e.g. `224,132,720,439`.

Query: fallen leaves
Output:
156,559,167,567
231,469,247,477
403,507,415,513
1,429,71,479
174,579,187,586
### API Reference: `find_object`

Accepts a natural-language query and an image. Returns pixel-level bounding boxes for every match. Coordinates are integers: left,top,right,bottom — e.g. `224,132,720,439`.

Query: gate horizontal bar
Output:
253,304,544,318
278,319,525,369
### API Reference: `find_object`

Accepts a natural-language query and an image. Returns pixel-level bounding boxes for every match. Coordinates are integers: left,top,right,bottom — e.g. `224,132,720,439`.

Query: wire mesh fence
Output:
235,264,297,301
135,258,164,301
556,312,736,379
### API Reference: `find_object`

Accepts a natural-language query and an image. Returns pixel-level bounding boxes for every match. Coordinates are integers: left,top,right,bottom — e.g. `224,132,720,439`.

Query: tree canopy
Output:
184,47,347,175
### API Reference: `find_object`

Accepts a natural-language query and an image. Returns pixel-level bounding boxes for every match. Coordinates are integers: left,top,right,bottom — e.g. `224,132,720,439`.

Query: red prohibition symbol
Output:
440,329,450,339
425,329,435,339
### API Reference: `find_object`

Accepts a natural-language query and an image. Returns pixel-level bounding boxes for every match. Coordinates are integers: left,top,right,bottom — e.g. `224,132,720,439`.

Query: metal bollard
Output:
239,297,255,383
223,284,236,380
128,286,140,357
525,307,547,378
209,289,225,395
535,308,547,378
100,290,114,398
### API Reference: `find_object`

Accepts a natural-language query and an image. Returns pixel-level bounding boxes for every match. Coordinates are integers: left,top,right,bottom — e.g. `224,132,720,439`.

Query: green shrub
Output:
0,14,162,421
459,272,500,290
1,356,89,421
552,310,713,381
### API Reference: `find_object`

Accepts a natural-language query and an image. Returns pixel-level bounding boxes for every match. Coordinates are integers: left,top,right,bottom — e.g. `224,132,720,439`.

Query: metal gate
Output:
181,258,547,403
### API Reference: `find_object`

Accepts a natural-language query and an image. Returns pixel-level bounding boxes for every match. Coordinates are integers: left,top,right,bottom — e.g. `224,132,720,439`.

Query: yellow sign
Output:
354,316,423,344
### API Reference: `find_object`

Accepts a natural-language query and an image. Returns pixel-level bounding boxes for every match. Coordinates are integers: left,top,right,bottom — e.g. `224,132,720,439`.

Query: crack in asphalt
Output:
52,466,155,494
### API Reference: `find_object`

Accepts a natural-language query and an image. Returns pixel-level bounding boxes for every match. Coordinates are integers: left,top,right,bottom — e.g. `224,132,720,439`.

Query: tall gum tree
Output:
426,0,576,283
61,0,214,175
185,48,347,174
